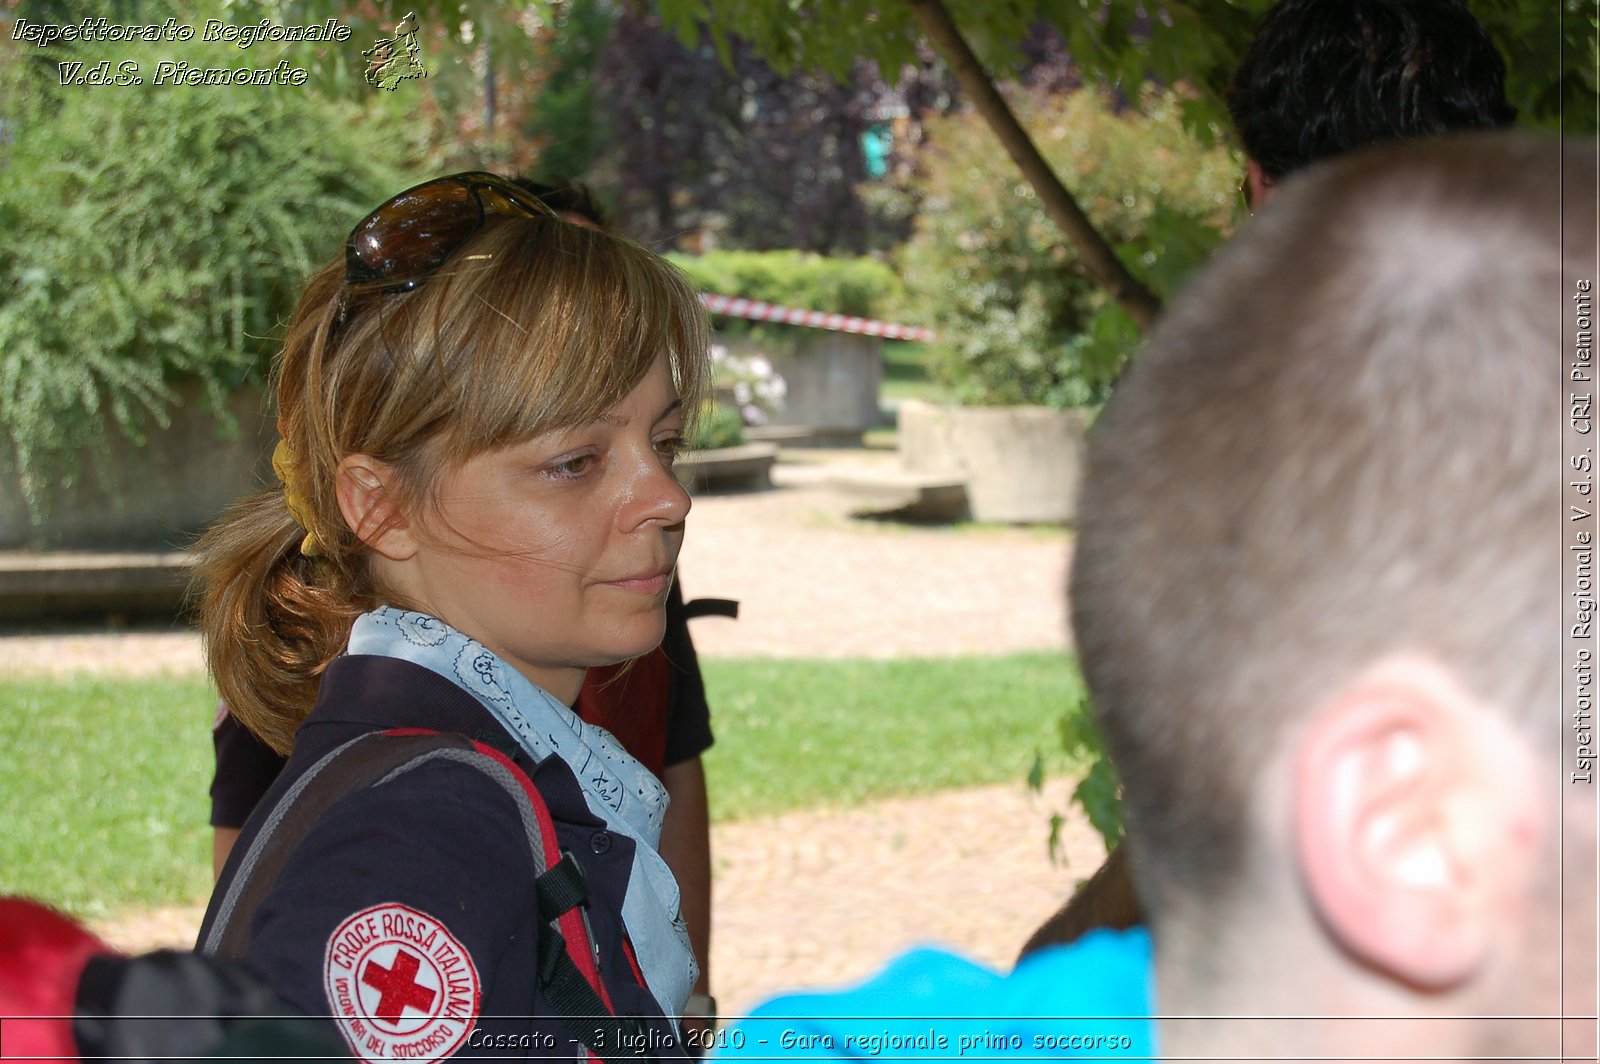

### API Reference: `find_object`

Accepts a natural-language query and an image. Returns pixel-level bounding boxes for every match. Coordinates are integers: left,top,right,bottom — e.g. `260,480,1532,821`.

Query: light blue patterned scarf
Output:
348,606,698,1017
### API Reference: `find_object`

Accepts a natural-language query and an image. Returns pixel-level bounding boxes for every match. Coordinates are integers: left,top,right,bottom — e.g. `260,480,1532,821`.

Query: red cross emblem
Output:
362,948,438,1022
324,903,481,1064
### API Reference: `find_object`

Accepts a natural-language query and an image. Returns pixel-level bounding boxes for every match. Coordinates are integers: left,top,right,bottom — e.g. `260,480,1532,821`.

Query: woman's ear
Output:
335,455,418,561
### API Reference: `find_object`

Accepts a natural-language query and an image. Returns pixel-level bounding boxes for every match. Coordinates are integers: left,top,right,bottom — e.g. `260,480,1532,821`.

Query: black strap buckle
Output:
538,851,590,921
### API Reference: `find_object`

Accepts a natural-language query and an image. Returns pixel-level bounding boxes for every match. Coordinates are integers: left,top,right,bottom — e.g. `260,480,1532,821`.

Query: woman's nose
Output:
619,448,691,531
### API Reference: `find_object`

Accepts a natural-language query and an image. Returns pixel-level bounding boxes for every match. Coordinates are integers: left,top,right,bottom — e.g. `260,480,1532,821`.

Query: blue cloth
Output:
714,930,1155,1061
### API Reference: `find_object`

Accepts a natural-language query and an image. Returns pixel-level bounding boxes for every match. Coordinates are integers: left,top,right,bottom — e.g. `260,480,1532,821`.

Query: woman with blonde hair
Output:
195,173,709,1063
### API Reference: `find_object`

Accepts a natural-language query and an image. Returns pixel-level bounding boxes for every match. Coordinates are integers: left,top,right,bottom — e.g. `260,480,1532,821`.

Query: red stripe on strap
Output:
621,936,647,989
470,742,618,1013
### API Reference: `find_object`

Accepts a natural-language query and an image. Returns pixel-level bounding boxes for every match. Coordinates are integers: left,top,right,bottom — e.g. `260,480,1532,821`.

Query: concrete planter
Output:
726,332,883,441
897,399,1088,524
0,381,277,550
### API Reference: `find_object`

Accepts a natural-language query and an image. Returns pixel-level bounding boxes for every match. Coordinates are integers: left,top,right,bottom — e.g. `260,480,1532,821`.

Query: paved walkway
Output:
9,452,1094,1015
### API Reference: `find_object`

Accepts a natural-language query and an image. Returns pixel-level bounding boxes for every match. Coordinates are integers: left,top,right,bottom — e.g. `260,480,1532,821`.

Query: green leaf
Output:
1058,693,1104,757
1046,811,1067,865
1072,757,1125,850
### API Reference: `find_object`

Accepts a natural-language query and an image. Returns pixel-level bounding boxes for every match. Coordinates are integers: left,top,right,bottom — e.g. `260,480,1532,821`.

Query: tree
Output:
893,86,1237,408
522,0,619,183
589,7,931,251
187,0,562,171
661,0,1596,328
203,0,935,252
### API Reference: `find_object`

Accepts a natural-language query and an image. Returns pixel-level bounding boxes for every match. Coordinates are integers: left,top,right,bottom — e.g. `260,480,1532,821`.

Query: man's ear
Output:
1246,157,1276,209
335,454,418,562
1293,657,1530,991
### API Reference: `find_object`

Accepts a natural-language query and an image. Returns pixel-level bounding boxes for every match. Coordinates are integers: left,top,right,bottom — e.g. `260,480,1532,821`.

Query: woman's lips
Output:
602,568,673,594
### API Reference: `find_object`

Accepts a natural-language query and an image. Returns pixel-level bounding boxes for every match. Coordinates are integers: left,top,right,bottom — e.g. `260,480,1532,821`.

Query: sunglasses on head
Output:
343,171,559,293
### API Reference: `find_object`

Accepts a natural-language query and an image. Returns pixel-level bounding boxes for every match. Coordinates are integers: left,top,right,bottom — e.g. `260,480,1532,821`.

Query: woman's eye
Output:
654,435,685,462
549,454,595,478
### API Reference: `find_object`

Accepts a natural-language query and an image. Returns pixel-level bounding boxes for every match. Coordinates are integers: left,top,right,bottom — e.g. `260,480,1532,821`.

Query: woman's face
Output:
396,353,689,703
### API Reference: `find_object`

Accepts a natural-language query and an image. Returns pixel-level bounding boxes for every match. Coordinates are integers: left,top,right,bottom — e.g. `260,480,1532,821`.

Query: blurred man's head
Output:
1072,132,1591,1057
1229,0,1515,207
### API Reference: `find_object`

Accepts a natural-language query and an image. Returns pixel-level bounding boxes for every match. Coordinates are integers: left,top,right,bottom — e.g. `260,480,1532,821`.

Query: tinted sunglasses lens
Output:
477,181,555,223
345,174,559,290
346,180,483,288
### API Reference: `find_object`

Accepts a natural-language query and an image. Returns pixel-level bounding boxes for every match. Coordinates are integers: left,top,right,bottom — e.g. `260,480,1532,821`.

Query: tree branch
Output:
906,0,1163,331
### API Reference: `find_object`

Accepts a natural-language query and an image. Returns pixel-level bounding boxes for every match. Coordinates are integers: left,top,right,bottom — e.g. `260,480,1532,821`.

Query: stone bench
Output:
743,425,821,448
674,442,781,493
825,467,969,522
0,551,193,624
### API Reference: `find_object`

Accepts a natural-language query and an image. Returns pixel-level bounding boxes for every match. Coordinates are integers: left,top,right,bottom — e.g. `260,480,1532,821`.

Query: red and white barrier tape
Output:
700,293,935,342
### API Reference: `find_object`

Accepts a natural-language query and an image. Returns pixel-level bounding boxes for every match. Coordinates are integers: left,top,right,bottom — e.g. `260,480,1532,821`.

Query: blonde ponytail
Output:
194,490,367,753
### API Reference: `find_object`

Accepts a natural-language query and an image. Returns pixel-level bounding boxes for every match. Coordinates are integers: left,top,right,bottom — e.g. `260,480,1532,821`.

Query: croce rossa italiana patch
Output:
324,902,481,1063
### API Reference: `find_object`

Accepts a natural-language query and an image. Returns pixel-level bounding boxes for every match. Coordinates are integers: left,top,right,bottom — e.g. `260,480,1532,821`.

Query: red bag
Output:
0,897,116,1063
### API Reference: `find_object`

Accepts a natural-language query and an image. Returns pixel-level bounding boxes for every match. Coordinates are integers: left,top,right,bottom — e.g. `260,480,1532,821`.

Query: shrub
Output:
0,20,422,522
688,402,746,450
893,87,1239,408
667,249,905,349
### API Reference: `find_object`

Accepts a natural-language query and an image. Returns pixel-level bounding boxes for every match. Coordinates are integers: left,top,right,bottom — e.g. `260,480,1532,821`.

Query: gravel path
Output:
676,455,1074,659
10,451,1094,1015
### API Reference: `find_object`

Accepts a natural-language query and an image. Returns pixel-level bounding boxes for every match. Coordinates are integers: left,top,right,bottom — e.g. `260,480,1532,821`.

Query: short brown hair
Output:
197,210,709,754
1072,132,1589,923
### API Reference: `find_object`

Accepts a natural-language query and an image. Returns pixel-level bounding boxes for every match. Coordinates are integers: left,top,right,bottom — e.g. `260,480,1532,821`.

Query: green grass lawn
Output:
701,653,1081,820
0,674,218,920
0,653,1082,918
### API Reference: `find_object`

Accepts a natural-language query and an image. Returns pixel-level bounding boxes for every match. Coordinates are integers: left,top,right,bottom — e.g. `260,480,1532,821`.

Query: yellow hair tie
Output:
272,437,323,557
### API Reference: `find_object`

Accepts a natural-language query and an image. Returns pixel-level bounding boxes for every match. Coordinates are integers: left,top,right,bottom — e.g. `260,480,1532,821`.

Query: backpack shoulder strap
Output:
468,743,660,1063
198,730,509,959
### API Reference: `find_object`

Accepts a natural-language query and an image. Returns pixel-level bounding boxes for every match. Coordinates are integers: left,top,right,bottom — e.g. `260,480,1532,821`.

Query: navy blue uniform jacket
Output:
204,654,686,1063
